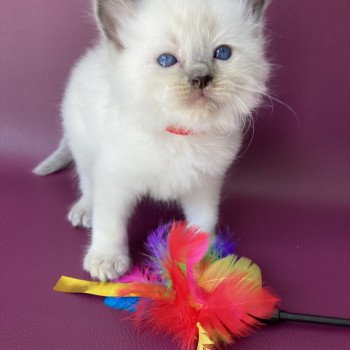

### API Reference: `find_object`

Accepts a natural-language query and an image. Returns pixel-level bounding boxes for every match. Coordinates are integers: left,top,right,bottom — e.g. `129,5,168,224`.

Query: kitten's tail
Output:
33,137,73,176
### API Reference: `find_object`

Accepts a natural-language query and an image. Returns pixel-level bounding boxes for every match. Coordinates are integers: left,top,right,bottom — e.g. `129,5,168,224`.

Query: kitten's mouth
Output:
189,89,212,106
180,87,219,113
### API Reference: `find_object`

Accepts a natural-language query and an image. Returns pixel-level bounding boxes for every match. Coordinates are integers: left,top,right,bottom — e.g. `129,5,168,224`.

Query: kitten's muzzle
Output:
189,75,213,89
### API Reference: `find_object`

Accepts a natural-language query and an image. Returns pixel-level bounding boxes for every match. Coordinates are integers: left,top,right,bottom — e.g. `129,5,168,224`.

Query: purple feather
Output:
145,223,171,268
210,227,237,258
146,222,236,262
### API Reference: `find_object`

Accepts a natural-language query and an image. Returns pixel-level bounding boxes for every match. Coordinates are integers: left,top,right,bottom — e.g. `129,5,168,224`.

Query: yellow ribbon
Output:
53,276,134,297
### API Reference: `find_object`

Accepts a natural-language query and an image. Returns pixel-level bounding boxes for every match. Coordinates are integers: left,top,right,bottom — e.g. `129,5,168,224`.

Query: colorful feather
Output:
115,222,279,349
54,221,279,350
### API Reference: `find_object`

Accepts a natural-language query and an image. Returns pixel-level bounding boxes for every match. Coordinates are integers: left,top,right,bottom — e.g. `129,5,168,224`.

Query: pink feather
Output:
168,221,210,265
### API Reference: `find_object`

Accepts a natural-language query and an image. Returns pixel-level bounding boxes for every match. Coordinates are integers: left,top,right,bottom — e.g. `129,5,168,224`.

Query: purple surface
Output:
1,1,349,349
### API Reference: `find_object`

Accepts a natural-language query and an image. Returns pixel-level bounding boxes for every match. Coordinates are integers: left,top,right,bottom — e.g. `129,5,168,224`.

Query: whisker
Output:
239,115,255,157
235,64,268,74
232,83,300,124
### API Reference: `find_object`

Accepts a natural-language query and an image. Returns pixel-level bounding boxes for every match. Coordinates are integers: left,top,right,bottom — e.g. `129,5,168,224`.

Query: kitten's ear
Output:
94,0,135,50
247,0,270,21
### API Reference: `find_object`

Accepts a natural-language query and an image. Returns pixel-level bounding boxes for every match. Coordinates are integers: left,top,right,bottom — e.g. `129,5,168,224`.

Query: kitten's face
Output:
103,0,270,132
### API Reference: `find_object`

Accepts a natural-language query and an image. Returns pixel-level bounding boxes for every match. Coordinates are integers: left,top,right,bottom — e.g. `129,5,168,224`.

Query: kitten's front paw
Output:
83,249,131,281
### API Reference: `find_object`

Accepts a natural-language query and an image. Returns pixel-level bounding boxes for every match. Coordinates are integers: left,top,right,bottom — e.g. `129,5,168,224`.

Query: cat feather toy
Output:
54,222,350,349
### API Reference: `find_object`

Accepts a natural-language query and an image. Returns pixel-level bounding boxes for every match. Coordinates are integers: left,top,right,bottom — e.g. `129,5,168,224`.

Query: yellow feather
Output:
198,255,262,292
197,323,214,350
233,257,262,288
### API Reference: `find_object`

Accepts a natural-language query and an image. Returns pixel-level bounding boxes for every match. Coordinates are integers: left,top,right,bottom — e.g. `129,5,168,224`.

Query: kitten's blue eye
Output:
214,45,232,61
157,53,178,67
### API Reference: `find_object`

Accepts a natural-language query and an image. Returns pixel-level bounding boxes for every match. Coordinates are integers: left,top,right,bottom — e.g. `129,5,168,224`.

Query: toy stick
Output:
260,310,350,327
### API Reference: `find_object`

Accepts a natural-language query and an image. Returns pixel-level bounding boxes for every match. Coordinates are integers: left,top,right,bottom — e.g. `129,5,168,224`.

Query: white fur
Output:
36,0,270,281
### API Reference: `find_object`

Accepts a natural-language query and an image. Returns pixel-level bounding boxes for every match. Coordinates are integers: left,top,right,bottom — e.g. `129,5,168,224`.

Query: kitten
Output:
34,0,270,281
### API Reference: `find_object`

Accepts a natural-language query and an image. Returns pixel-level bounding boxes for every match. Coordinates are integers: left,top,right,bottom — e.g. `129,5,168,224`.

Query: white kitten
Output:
34,0,270,281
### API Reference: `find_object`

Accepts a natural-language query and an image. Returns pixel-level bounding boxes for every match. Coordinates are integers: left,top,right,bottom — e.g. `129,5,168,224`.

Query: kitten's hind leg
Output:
68,167,93,228
68,195,92,228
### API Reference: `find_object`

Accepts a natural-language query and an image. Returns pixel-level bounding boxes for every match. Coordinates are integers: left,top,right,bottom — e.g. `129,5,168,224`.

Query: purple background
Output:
1,1,349,349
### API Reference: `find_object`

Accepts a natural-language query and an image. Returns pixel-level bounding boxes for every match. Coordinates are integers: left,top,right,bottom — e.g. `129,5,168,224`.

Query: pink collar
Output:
166,126,194,136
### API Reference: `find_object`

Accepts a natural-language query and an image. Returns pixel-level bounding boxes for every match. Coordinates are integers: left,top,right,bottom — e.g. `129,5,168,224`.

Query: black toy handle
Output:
261,310,350,327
